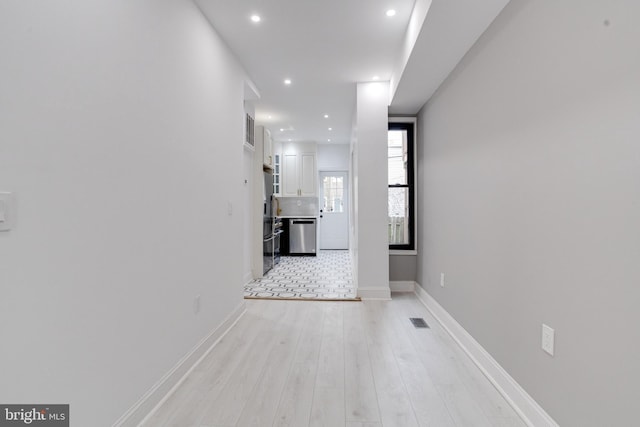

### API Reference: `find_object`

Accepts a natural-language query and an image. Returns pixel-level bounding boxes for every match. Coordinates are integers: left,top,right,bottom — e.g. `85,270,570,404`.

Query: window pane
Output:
388,130,408,185
388,187,409,245
322,176,344,213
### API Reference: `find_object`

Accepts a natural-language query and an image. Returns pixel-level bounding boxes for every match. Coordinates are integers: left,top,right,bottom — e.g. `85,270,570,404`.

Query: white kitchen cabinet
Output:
282,153,298,197
273,141,282,196
299,152,316,196
282,142,317,197
256,125,274,169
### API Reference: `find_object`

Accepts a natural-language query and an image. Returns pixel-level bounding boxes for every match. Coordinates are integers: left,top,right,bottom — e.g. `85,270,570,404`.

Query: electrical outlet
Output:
542,324,554,356
440,273,445,288
194,295,201,314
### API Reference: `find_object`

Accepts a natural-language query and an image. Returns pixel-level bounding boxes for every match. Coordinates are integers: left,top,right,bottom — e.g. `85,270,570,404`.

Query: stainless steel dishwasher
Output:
289,218,316,255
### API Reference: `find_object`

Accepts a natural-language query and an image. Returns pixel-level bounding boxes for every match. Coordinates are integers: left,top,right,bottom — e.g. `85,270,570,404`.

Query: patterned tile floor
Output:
244,250,357,300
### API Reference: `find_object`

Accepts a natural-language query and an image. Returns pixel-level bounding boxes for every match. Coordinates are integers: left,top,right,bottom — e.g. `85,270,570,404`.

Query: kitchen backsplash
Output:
275,197,318,216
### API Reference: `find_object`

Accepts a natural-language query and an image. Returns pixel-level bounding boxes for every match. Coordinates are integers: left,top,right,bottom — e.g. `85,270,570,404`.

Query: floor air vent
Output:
410,318,429,328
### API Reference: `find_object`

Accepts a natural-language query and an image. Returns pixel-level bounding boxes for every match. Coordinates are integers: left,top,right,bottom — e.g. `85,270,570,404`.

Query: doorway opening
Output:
244,170,355,301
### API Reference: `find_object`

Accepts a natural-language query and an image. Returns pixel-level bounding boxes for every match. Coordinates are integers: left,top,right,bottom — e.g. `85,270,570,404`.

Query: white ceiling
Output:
196,0,511,145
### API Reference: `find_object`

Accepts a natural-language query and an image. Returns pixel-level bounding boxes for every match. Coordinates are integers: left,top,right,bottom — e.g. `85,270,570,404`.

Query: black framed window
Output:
388,121,415,251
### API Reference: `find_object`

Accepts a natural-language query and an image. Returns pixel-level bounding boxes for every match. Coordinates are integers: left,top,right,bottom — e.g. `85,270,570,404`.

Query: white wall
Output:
242,148,254,283
352,82,390,298
390,256,417,281
317,143,350,171
349,120,359,287
416,0,640,425
242,102,256,284
0,1,247,424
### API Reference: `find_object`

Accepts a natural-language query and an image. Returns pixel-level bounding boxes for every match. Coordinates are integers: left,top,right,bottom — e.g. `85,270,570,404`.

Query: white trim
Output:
389,249,418,256
414,285,559,427
357,287,391,300
390,281,416,292
112,301,246,427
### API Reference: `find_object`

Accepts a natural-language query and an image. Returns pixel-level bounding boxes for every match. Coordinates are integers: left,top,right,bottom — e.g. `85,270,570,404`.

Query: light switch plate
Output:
0,192,13,231
542,324,555,356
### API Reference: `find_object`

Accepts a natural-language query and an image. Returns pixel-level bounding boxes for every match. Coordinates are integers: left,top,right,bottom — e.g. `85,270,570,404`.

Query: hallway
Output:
142,293,525,426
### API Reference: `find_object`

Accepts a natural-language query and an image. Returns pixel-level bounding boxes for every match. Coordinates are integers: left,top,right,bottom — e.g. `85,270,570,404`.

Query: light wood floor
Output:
143,293,526,427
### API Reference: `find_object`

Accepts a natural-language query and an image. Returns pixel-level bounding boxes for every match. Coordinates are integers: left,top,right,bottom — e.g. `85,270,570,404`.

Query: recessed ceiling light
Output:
250,14,261,23
267,115,272,119
328,139,331,142
372,75,380,81
324,114,329,119
284,79,292,85
386,9,396,17
288,139,292,141
328,127,332,131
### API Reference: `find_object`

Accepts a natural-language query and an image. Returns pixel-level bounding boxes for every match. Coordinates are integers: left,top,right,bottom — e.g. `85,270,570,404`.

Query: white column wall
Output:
352,82,390,299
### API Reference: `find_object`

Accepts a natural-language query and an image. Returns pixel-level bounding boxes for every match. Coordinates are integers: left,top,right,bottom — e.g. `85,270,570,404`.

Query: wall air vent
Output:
244,113,255,150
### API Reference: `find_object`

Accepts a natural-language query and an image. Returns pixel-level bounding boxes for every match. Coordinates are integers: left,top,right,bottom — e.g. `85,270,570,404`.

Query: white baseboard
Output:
390,280,416,292
112,301,246,427
357,286,391,300
414,285,559,427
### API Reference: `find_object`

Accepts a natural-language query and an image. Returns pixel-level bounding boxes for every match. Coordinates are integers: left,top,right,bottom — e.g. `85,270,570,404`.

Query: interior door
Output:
318,171,349,250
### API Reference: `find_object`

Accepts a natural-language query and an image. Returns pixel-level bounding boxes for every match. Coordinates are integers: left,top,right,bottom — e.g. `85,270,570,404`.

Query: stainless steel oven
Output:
273,219,283,266
263,219,282,274
273,230,282,265
263,235,274,275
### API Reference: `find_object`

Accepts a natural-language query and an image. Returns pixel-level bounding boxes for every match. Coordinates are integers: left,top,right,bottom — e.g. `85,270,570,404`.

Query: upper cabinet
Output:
273,141,282,196
282,142,317,197
256,126,274,170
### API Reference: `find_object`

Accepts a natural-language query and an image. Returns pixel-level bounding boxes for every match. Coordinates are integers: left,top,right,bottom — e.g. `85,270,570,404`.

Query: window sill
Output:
389,249,417,256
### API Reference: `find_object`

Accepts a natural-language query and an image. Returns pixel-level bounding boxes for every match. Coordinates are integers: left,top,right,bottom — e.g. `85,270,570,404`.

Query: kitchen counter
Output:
277,215,318,219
